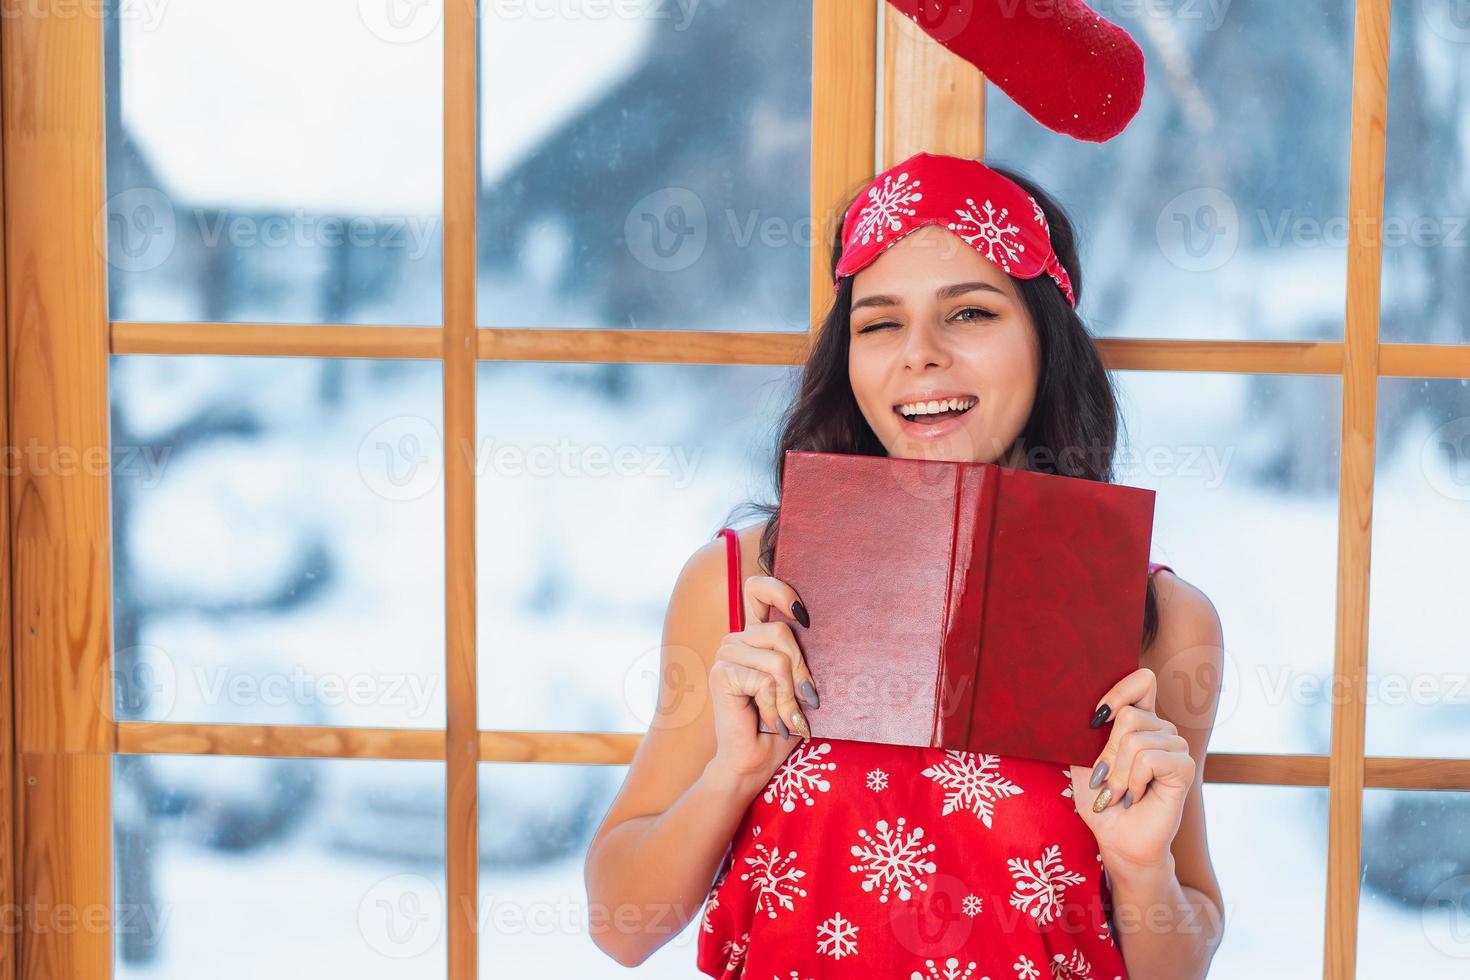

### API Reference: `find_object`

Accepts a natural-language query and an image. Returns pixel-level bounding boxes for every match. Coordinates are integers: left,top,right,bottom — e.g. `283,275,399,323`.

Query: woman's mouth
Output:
893,395,978,437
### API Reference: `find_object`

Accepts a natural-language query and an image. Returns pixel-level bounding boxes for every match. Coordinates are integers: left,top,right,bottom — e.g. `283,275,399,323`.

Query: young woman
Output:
585,152,1226,977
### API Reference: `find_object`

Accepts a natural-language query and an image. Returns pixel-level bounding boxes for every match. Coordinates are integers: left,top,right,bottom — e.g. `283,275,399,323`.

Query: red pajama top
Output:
696,526,1171,980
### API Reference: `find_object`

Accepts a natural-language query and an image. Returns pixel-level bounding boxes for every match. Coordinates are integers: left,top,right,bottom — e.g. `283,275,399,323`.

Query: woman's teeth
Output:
896,396,977,421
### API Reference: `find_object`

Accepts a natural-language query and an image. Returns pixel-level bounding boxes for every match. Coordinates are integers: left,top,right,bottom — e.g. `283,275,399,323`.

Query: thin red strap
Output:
1148,561,1173,576
718,527,743,632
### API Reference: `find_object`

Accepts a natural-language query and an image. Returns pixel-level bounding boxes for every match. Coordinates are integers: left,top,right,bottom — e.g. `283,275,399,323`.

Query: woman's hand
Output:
1068,667,1195,877
707,574,820,784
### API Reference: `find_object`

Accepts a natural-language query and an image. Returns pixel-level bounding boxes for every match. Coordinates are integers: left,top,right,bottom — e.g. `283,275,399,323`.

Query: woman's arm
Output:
583,531,766,967
1107,570,1228,979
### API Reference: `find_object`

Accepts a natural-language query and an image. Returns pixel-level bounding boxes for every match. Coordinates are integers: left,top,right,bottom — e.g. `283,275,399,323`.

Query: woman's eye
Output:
857,308,994,333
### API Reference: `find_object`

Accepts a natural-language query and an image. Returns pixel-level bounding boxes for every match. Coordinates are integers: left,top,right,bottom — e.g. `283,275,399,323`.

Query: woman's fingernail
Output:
1091,786,1114,813
1090,703,1112,728
1089,760,1109,789
790,709,811,739
799,679,820,708
1121,789,1134,809
776,715,790,738
791,599,810,628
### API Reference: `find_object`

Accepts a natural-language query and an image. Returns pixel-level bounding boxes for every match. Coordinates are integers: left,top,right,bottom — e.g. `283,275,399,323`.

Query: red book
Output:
758,450,1156,766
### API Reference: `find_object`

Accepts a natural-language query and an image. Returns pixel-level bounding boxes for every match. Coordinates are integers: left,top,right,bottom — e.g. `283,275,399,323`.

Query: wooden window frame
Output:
1,0,1461,977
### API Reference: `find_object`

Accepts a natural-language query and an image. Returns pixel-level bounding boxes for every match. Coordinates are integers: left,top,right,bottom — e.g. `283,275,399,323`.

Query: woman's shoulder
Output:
695,521,768,577
1150,565,1217,621
666,521,770,637
1144,566,1224,664
678,521,765,577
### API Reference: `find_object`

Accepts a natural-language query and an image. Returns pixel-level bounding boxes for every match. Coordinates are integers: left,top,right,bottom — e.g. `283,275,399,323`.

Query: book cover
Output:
760,450,1156,766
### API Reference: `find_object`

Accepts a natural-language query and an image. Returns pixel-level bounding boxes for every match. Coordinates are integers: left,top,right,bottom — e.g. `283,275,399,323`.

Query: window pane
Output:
986,1,1354,341
114,756,446,977
1206,784,1327,975
110,355,445,729
475,362,796,731
478,762,699,976
1379,2,1470,343
1366,378,1470,757
104,0,443,325
1114,371,1342,755
1358,789,1470,975
476,1,813,331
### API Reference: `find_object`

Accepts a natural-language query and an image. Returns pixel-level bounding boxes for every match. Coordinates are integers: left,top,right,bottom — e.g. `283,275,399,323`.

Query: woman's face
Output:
847,223,1041,465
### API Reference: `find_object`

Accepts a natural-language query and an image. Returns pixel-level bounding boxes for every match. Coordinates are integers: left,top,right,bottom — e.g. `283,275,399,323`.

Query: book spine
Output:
932,465,993,749
931,464,964,748
959,466,999,752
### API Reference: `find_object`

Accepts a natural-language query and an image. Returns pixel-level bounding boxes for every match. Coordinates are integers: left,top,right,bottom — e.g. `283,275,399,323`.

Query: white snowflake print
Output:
866,767,889,792
1030,194,1047,229
1008,843,1087,925
1014,954,1042,979
910,956,980,980
816,911,860,958
852,171,922,246
1048,948,1096,979
948,197,1026,271
699,889,719,933
763,740,837,812
775,972,814,980
1059,766,1074,799
740,837,809,919
921,751,1025,827
701,861,730,932
961,893,983,917
849,816,938,903
720,930,750,973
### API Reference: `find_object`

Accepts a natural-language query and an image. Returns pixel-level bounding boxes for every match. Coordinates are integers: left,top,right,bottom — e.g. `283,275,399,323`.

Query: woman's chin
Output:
888,428,982,465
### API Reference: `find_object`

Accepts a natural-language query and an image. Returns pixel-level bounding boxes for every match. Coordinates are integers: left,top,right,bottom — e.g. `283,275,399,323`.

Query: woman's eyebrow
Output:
850,293,899,313
851,280,1004,313
937,280,1005,300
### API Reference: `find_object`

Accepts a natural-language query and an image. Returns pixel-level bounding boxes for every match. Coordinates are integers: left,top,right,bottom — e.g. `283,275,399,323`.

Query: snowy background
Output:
101,0,1469,977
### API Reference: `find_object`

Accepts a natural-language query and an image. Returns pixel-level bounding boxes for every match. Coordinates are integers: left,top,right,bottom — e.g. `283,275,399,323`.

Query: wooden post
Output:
3,3,116,978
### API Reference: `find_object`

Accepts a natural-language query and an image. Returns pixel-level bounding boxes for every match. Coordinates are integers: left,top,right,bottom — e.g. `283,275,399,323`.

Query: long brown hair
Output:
725,162,1163,653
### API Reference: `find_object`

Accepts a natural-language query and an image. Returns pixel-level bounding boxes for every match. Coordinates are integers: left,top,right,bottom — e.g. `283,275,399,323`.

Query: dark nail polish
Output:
1121,789,1134,809
776,716,790,738
1089,703,1111,729
790,599,810,628
799,679,820,708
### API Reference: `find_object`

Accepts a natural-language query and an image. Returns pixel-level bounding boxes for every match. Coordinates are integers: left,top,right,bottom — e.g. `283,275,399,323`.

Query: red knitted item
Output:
886,0,1147,143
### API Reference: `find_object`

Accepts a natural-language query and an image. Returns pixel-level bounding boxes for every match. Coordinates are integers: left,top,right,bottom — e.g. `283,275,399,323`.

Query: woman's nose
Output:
900,317,951,370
